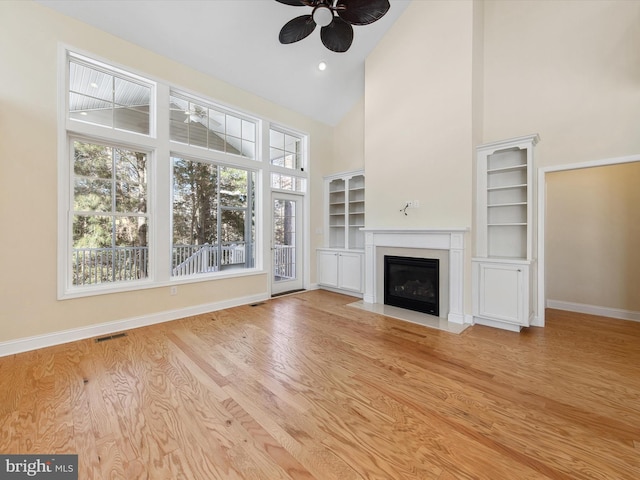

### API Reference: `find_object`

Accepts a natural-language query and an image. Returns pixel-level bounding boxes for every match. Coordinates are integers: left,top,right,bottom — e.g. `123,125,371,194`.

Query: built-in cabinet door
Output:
474,261,530,326
317,250,339,288
338,251,363,293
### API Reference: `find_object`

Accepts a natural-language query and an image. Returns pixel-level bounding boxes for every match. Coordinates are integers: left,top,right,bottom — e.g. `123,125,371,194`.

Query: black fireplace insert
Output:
384,256,439,316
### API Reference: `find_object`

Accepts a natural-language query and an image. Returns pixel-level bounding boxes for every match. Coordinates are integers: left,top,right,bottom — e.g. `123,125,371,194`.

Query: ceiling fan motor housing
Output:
312,5,334,27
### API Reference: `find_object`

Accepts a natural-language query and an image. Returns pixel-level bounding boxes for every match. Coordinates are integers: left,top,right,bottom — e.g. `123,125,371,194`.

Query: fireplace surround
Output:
362,228,468,324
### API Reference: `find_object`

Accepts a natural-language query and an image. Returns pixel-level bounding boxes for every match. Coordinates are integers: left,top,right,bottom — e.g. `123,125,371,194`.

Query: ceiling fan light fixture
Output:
312,5,333,27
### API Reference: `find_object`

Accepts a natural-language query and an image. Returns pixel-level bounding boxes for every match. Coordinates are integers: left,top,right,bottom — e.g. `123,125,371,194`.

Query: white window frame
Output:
268,125,308,194
58,46,310,300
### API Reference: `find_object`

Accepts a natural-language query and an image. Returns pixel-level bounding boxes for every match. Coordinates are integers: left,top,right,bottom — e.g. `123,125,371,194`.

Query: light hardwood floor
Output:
1,290,639,479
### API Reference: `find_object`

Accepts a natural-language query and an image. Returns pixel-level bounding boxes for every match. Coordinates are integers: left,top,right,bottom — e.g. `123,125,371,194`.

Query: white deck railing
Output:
273,245,295,280
72,246,149,285
172,243,247,276
73,243,294,285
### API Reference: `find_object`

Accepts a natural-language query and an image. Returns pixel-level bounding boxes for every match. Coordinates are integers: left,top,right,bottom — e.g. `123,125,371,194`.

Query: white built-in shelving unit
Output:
318,170,365,296
473,134,539,331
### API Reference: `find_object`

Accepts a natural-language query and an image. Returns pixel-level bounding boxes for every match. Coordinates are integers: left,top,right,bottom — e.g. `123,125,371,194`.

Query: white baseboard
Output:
0,293,269,358
546,299,640,323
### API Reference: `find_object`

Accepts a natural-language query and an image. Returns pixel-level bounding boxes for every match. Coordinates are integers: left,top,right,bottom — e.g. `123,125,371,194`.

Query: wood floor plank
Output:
1,290,639,479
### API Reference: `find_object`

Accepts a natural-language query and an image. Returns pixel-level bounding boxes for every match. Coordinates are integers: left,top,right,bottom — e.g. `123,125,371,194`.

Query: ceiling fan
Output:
276,0,391,53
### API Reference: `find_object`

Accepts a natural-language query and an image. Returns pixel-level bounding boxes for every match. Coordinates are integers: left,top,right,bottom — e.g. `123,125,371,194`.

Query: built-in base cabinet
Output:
472,260,533,331
317,249,363,296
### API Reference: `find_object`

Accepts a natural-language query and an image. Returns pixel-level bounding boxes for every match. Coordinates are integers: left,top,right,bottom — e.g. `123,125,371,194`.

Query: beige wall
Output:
363,0,479,314
364,0,475,229
0,1,332,344
361,0,640,318
3,0,640,345
546,162,640,311
483,0,640,165
482,0,640,315
331,97,365,174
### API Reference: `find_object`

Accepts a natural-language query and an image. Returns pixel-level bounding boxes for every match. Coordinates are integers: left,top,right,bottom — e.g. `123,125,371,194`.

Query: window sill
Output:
58,268,267,300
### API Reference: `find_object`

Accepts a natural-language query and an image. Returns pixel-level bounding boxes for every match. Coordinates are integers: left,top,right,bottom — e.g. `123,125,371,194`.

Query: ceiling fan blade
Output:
320,17,354,52
275,0,307,6
336,0,390,26
275,0,319,6
279,15,317,44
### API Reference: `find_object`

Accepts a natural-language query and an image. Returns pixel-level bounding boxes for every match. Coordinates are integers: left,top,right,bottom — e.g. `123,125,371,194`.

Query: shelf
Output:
487,164,526,174
326,171,364,250
488,202,527,208
487,183,527,191
488,223,527,226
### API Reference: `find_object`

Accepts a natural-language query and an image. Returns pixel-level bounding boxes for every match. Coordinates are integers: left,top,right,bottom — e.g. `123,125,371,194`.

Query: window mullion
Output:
154,82,171,283
216,165,222,271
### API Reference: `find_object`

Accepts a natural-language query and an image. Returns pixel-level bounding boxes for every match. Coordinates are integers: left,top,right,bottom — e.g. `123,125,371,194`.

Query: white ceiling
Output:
38,0,412,126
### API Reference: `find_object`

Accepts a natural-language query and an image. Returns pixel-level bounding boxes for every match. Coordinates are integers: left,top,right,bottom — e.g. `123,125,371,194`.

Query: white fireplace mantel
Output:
362,227,469,325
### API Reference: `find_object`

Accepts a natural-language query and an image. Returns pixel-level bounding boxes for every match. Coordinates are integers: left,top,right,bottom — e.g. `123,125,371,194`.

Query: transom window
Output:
270,128,303,170
170,93,256,159
271,173,306,192
69,57,152,135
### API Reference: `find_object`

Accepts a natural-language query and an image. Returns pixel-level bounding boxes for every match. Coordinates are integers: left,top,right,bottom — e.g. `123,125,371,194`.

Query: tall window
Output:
61,50,308,298
72,140,149,285
172,157,255,277
66,53,154,291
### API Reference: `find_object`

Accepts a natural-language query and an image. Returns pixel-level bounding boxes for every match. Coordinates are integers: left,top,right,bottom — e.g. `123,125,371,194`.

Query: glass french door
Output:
271,193,303,295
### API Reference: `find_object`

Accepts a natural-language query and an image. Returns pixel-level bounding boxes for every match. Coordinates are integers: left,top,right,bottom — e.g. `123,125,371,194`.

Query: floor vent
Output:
95,332,127,343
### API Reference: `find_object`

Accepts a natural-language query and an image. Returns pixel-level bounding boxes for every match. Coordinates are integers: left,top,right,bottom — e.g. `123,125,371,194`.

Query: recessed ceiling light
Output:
80,112,88,116
90,82,98,88
318,61,327,71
